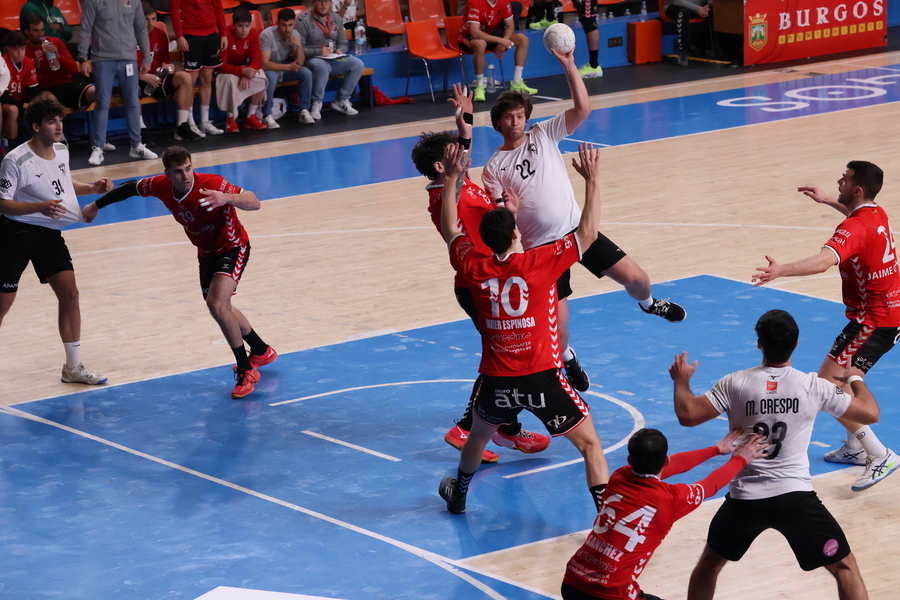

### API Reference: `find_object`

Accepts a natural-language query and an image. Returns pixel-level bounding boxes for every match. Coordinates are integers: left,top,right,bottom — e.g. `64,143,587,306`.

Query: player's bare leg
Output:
687,545,728,600
824,554,868,600
562,414,609,488
207,274,259,398
602,256,687,322
558,298,591,391
47,271,107,384
440,416,497,513
0,290,16,327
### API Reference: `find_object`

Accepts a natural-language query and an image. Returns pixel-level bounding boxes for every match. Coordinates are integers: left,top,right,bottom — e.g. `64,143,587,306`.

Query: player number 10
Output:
481,277,529,318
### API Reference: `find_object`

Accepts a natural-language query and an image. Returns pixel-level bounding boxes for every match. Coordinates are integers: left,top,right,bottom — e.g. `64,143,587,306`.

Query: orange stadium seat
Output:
365,0,404,35
55,0,82,25
409,0,447,28
404,19,465,102
1,1,22,32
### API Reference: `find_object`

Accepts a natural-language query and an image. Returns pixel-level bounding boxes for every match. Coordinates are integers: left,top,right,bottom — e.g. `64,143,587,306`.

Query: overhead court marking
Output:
269,379,477,407
301,430,402,461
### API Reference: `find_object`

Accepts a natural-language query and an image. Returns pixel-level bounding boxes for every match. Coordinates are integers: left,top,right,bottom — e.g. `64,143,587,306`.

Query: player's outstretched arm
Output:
449,83,474,141
0,198,65,219
659,428,744,479
572,143,601,250
798,185,848,215
551,47,589,134
670,351,720,426
440,143,469,243
692,434,769,498
199,189,260,212
751,249,837,287
72,177,113,196
82,180,140,223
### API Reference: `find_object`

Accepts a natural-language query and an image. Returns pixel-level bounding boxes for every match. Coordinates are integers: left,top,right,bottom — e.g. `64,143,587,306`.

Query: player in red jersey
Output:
411,84,551,463
437,139,609,514
562,428,767,600
82,146,277,400
753,160,900,492
23,14,96,111
216,7,268,133
2,32,40,142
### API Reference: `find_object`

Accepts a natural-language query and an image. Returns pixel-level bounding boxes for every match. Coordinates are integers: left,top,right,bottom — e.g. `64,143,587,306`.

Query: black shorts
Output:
455,286,480,332
198,245,249,299
572,0,599,18
1,91,26,111
474,368,590,436
828,320,900,373
182,32,222,71
45,75,93,110
0,215,73,292
459,25,507,53
555,232,627,300
140,73,177,99
707,491,850,571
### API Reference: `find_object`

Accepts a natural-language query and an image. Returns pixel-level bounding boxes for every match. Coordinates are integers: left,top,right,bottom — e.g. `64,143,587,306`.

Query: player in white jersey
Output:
0,95,113,385
481,46,686,394
670,309,879,600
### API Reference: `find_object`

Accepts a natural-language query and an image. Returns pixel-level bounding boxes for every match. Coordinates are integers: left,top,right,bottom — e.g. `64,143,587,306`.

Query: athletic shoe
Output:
243,114,267,130
129,143,158,161
189,122,206,138
88,146,104,166
200,121,224,135
578,63,604,79
225,117,239,133
174,122,202,142
492,429,551,453
444,424,499,463
250,346,278,370
439,476,466,514
509,80,538,95
824,441,867,466
298,109,315,124
61,363,108,385
102,142,116,151
529,18,552,30
232,368,260,399
330,98,359,116
677,50,689,67
310,101,323,120
563,349,591,392
851,449,900,492
262,115,280,129
473,84,486,102
640,298,687,322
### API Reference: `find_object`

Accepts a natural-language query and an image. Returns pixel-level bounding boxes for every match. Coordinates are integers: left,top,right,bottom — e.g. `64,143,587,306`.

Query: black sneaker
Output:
174,122,201,142
677,50,689,67
563,349,590,392
439,476,466,514
641,298,687,322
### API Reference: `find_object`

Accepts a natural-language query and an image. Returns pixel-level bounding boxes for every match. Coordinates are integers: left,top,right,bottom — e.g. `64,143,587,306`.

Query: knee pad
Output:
579,14,598,33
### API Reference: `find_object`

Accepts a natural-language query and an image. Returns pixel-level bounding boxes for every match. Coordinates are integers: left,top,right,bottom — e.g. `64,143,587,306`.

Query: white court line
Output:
532,95,564,101
270,379,476,407
503,391,645,479
301,430,401,462
0,404,552,600
563,137,612,147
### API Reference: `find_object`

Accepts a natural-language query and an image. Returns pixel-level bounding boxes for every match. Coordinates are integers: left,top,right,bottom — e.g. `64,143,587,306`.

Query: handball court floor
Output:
3,49,900,599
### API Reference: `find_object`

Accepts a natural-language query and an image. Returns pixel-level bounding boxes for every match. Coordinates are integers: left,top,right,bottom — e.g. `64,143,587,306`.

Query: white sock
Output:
226,112,234,119
562,346,575,362
201,106,210,124
63,341,82,369
188,111,197,126
638,297,654,310
177,109,189,125
248,104,259,117
513,66,524,82
476,74,485,86
852,426,887,457
139,116,146,129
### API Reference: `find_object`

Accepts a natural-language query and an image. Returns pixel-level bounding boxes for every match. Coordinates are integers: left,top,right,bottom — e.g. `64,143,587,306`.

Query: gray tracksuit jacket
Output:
78,0,150,65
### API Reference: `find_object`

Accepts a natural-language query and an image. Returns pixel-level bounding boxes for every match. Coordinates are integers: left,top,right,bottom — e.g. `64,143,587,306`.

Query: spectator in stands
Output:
2,32,40,145
79,0,158,166
0,51,10,155
334,0,358,35
664,0,711,66
20,0,73,45
138,3,195,141
296,0,364,118
23,15,96,111
217,7,268,133
458,0,537,102
170,0,228,136
260,9,314,128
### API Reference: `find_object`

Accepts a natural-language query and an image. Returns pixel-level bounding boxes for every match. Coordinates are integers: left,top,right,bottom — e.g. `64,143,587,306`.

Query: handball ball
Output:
543,23,576,53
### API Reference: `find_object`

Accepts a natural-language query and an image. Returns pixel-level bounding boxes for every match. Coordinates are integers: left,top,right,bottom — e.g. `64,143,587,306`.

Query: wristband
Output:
462,112,473,125
847,375,864,385
458,136,471,150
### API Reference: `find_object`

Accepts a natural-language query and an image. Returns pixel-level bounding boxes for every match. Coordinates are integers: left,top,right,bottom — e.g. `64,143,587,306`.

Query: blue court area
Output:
3,276,899,600
75,65,900,229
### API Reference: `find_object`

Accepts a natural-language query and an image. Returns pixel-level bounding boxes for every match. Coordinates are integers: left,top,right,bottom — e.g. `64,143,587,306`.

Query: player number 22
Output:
481,276,529,318
593,493,658,552
515,160,536,181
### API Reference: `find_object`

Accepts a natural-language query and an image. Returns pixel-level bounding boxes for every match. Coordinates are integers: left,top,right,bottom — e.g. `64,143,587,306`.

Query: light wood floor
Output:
3,50,900,599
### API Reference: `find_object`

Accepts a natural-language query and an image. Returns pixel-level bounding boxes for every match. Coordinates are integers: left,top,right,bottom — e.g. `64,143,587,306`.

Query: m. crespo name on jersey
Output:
745,397,799,416
485,316,536,330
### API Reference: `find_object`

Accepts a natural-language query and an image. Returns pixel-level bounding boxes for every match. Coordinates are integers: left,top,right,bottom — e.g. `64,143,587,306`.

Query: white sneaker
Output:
200,121,224,135
824,441,867,466
310,101,322,120
330,98,358,115
88,146,104,166
61,363,108,385
189,122,206,138
299,109,315,124
262,115,280,129
102,142,116,152
851,448,900,492
129,143,158,160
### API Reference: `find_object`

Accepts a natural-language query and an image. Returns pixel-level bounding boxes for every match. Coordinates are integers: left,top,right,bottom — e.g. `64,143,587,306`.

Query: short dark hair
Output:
628,428,669,475
411,131,458,181
755,309,799,364
5,30,26,48
25,95,65,130
162,146,192,170
22,13,45,29
479,207,516,254
277,8,296,22
142,1,157,17
490,90,533,132
846,160,884,200
232,7,252,24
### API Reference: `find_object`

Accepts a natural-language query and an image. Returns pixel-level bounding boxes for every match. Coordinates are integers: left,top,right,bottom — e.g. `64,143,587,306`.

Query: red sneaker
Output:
224,117,239,133
444,424,499,463
249,346,278,370
232,368,260,399
492,429,551,453
243,114,267,130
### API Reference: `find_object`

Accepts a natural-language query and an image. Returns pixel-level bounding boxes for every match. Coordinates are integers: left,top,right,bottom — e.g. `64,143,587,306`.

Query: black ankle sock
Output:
589,483,608,511
456,469,475,494
499,421,522,436
589,50,599,68
243,329,268,356
232,345,251,371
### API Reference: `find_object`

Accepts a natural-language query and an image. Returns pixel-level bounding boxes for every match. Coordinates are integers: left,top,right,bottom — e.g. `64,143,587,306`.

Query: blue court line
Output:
3,276,897,600
74,65,900,230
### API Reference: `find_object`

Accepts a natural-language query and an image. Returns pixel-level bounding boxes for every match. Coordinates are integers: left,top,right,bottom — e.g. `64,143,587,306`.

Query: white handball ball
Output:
543,23,576,54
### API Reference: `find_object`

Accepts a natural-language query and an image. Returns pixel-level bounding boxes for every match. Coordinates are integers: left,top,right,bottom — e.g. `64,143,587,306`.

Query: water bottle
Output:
624,8,631,17
486,64,496,93
640,1,648,20
354,19,367,55
42,37,60,71
607,11,614,19
599,12,607,22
